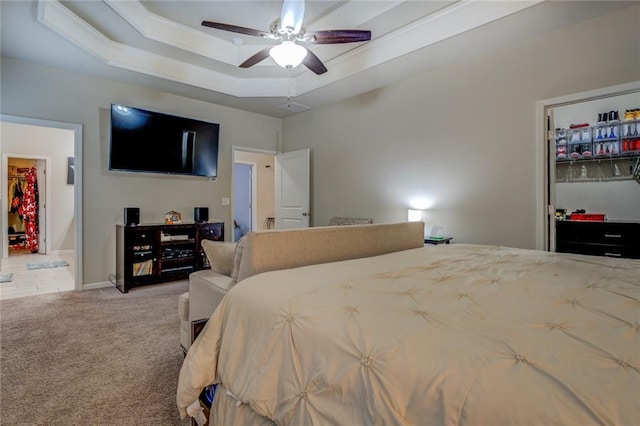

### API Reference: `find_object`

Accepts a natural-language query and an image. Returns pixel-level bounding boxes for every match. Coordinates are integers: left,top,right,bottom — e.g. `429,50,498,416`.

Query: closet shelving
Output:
555,117,640,183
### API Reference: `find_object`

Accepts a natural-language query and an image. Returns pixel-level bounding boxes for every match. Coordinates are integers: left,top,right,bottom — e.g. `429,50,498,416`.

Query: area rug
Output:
0,273,13,283
26,259,69,270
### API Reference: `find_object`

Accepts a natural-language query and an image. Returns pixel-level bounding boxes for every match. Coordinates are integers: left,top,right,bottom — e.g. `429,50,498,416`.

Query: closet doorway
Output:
536,81,640,251
6,156,48,255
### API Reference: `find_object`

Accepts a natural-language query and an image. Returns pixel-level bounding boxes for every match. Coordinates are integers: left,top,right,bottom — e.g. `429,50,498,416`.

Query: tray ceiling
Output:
0,1,634,117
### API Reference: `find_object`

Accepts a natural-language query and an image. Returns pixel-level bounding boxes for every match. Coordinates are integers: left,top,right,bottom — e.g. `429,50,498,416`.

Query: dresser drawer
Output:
556,221,639,244
591,222,639,245
126,227,157,246
556,221,640,259
557,241,640,259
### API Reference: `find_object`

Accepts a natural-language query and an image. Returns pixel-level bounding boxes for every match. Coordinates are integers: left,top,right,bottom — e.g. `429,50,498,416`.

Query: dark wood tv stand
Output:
115,222,224,293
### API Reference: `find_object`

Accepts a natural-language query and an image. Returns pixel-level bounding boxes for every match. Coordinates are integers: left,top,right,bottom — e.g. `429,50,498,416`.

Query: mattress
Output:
177,244,640,425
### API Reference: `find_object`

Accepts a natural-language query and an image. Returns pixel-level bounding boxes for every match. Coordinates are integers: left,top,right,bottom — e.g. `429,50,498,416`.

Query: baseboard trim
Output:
50,249,74,256
82,281,114,291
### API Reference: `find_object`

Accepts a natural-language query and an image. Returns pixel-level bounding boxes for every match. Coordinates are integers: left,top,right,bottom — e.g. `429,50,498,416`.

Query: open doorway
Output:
232,147,276,242
233,162,254,240
536,81,640,252
1,114,83,296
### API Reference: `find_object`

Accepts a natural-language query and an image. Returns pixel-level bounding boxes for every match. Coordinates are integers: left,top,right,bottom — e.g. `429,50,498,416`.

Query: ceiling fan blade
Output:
302,50,327,75
202,21,271,38
280,0,305,33
304,30,371,44
239,47,272,68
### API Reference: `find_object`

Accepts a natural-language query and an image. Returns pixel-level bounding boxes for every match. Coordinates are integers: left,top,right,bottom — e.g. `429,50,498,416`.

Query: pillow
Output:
230,237,246,281
201,240,236,276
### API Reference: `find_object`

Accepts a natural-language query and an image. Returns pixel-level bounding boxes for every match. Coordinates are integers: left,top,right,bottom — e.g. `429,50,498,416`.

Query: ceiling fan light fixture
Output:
201,0,370,75
270,41,307,69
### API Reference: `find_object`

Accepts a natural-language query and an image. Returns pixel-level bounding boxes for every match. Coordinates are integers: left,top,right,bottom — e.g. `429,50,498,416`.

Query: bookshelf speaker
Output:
194,207,208,223
124,207,140,226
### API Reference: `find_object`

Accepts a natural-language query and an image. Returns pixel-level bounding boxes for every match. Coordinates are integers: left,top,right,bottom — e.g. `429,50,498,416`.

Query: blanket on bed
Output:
178,244,639,425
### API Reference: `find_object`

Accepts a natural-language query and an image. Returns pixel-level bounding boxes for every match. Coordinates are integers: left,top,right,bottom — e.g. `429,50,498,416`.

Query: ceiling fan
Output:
202,0,371,75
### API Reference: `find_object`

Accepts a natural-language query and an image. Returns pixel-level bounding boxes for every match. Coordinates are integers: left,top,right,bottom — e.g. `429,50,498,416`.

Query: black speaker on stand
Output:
194,207,209,223
124,207,140,226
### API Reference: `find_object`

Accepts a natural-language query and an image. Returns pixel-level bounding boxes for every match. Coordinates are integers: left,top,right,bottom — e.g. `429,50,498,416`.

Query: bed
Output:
177,224,639,425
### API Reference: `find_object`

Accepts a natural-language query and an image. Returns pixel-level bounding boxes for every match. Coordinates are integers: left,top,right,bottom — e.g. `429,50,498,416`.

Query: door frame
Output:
535,81,640,251
2,154,51,256
0,114,83,290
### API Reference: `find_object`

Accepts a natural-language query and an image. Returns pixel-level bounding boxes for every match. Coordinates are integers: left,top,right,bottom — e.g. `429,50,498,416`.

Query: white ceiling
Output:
0,1,635,118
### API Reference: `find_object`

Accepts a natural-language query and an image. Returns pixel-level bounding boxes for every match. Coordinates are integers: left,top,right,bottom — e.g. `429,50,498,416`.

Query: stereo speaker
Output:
194,207,209,223
124,207,140,226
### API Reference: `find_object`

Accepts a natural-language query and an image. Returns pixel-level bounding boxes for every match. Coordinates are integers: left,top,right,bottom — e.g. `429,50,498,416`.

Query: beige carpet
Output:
0,281,191,425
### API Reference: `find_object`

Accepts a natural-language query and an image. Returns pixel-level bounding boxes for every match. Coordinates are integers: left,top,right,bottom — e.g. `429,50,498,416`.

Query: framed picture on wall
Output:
67,157,75,185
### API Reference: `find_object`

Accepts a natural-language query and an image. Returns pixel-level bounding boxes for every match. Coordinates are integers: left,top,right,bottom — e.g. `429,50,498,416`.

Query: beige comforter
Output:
177,244,640,425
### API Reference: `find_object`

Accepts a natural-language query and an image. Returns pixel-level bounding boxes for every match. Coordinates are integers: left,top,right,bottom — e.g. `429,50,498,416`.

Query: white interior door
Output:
275,149,310,229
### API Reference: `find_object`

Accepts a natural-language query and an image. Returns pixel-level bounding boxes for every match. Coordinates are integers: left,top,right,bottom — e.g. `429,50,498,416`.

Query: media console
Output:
115,222,224,293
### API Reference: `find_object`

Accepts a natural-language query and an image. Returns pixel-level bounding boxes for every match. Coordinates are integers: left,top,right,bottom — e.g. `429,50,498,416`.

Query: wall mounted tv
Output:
109,104,219,178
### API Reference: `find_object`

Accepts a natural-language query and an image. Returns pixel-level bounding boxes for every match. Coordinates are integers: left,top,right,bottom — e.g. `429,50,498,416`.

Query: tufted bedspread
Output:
177,244,640,425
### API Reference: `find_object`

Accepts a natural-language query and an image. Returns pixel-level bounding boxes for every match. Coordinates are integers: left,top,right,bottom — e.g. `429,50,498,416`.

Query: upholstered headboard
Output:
236,221,424,282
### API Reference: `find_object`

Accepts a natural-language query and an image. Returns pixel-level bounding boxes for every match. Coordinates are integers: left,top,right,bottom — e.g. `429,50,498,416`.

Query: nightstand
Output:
424,237,452,245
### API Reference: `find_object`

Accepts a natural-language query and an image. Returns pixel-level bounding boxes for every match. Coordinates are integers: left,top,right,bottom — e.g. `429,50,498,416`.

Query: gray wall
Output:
1,58,281,287
282,4,640,249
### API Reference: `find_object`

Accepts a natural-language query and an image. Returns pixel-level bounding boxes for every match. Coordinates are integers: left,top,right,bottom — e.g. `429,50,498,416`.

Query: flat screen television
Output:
109,104,219,178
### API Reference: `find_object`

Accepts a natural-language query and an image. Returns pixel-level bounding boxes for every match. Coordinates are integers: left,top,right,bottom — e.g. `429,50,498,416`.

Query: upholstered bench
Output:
179,239,244,352
178,270,236,353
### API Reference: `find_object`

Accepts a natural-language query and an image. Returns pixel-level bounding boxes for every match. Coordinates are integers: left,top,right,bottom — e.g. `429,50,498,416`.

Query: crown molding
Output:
104,0,238,65
37,0,542,99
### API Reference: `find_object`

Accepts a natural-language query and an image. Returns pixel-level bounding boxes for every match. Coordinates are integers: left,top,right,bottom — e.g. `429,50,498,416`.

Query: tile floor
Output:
0,251,75,300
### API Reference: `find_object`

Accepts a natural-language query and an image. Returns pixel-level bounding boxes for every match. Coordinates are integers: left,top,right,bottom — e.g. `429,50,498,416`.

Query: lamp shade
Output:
270,41,307,69
408,209,423,222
